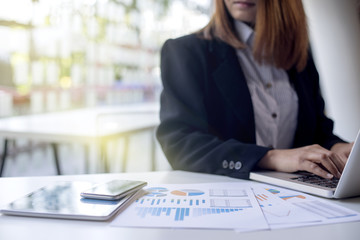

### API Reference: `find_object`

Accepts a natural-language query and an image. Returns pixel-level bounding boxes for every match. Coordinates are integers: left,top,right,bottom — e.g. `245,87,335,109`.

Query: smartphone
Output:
80,179,147,200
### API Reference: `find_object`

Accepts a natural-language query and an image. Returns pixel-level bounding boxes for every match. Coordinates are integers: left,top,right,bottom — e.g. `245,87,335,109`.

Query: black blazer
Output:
156,33,344,179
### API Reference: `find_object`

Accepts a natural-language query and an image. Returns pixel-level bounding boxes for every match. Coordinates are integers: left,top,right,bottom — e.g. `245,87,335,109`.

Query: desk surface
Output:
0,170,359,240
0,102,160,143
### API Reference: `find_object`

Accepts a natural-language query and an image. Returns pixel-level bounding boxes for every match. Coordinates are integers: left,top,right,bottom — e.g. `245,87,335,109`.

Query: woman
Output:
156,0,353,179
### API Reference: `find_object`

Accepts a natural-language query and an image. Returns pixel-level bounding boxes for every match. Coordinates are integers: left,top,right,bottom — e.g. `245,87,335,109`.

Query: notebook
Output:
250,129,360,198
0,181,143,221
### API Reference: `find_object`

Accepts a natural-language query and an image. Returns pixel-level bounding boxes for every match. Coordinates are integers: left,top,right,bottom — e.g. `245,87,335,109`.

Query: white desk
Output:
0,170,359,240
0,102,160,175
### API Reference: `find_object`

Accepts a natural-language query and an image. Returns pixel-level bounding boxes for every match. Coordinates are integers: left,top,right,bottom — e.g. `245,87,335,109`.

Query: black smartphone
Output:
80,179,147,200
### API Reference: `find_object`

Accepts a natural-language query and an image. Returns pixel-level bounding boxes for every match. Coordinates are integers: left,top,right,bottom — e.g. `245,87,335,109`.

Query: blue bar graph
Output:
192,208,243,217
175,208,180,221
136,207,190,221
136,207,243,221
136,198,206,206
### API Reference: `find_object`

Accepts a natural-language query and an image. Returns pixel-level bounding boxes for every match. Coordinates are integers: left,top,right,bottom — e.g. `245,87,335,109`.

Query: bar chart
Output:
135,206,247,221
112,183,268,230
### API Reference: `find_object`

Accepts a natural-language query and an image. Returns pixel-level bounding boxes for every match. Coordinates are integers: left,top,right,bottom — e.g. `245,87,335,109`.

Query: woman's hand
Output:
257,144,346,179
330,142,354,164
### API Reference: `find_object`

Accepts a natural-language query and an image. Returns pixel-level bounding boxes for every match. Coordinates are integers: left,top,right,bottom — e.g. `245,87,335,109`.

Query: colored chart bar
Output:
136,207,244,221
136,207,190,221
192,208,242,217
256,194,269,202
137,198,206,206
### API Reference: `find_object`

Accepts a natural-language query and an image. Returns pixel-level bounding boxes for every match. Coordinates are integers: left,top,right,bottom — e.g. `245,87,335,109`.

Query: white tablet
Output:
0,181,142,221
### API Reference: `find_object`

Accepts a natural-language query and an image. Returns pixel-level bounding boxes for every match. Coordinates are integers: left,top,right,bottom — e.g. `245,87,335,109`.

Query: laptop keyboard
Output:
291,175,339,188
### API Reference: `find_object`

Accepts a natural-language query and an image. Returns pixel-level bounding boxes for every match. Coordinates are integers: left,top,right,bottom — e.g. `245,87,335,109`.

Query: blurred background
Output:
0,0,212,177
0,0,212,115
0,0,359,177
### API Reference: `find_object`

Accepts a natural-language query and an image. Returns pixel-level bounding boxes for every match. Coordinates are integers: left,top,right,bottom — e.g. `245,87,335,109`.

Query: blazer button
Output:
222,160,229,169
235,161,242,170
229,161,235,169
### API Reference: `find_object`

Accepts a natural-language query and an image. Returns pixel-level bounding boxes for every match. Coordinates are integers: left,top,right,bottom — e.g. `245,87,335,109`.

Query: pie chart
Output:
170,189,204,196
146,187,168,197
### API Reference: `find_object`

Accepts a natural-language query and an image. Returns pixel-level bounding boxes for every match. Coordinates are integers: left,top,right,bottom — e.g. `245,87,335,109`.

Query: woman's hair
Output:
200,0,309,71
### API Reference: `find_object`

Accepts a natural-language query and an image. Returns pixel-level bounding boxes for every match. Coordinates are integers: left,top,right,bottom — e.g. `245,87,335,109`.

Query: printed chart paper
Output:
255,184,360,229
111,182,269,231
111,181,360,231
252,186,322,226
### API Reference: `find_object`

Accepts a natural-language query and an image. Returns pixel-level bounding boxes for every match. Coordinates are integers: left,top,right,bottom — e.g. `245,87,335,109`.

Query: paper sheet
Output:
252,186,322,225
111,182,269,231
111,181,360,231
255,184,360,229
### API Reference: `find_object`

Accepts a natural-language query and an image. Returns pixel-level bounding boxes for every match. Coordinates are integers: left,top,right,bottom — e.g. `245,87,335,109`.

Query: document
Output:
111,182,269,231
111,181,360,231
254,184,360,229
252,186,323,226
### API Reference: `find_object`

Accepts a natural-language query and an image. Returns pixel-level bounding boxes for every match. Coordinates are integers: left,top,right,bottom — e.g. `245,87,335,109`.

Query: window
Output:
0,0,211,116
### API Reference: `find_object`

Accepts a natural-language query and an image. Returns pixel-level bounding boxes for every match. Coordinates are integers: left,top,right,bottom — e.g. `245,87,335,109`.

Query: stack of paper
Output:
111,182,360,232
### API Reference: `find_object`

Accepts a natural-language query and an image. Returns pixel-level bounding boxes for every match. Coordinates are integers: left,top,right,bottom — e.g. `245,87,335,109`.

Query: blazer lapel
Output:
209,39,256,141
288,68,313,148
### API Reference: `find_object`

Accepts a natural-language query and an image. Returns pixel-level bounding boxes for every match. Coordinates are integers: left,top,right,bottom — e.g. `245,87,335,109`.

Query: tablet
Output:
0,181,142,221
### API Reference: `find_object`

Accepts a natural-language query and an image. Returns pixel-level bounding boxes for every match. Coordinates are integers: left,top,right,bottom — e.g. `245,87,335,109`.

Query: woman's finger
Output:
328,153,345,173
299,160,334,179
300,150,341,178
308,145,345,172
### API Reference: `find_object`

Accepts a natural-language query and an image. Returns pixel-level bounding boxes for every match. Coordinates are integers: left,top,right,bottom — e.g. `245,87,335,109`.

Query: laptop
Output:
250,129,360,199
0,181,143,221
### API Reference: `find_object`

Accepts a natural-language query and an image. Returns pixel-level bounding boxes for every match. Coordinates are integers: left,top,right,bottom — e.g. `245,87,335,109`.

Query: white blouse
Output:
234,21,299,149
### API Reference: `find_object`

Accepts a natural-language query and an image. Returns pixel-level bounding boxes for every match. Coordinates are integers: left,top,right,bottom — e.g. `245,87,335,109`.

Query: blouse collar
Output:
234,20,255,47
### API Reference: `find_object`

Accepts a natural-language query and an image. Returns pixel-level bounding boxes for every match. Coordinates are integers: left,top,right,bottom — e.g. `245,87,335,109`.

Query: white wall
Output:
303,0,360,141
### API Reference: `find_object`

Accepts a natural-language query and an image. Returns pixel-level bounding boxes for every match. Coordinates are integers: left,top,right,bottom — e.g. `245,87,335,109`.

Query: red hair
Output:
200,0,309,71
